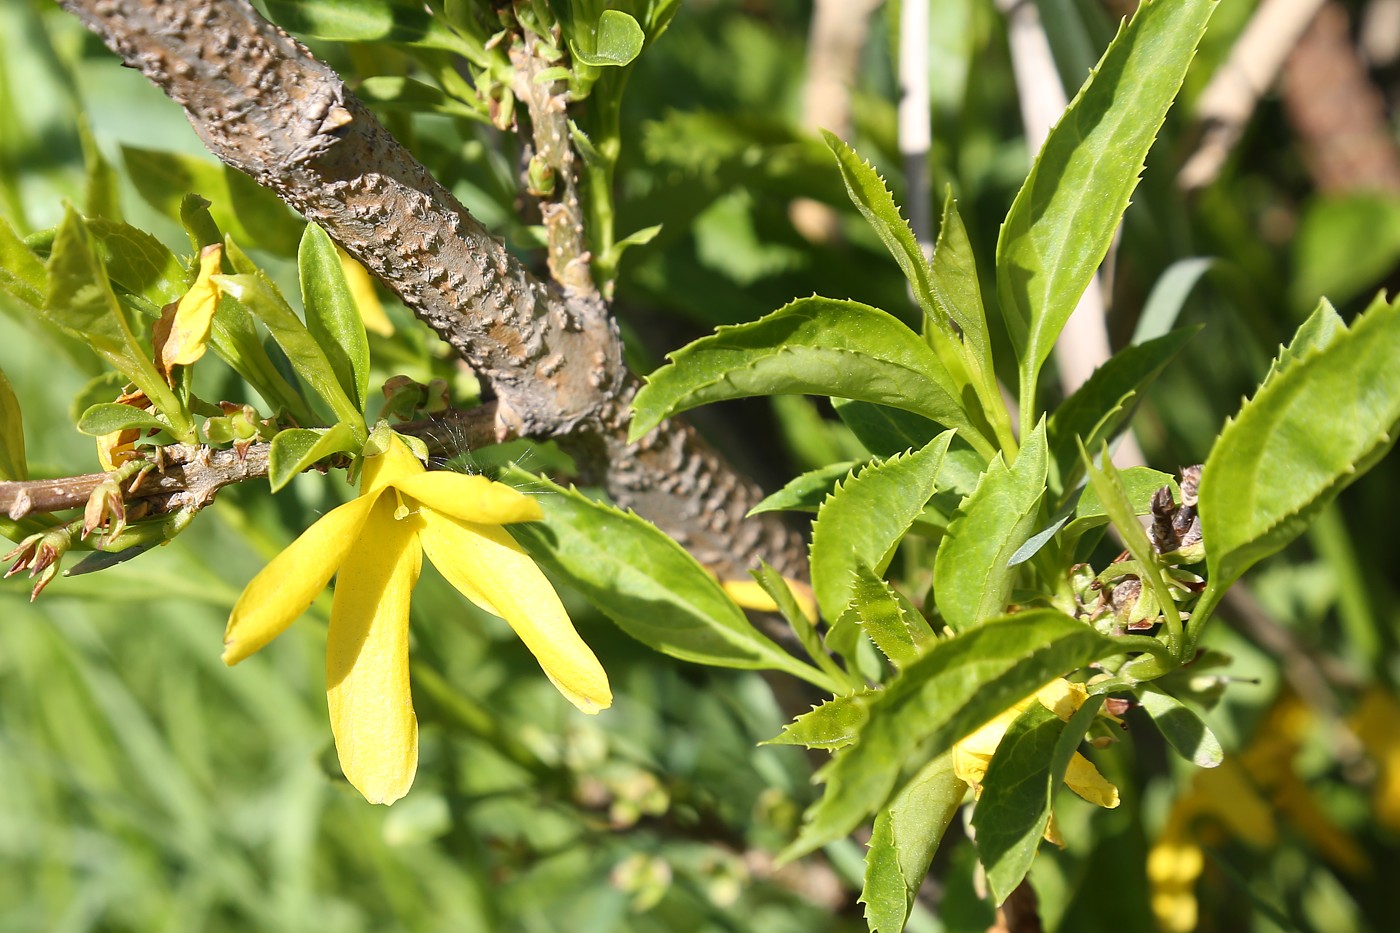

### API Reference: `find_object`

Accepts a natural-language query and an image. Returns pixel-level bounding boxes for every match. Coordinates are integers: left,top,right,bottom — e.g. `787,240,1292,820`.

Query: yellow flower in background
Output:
954,678,1120,844
224,432,611,804
336,245,394,337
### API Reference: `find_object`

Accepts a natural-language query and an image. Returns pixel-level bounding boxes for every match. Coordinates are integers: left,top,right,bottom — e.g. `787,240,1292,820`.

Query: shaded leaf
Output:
749,461,859,515
0,366,26,480
299,223,370,411
0,214,46,308
1137,686,1223,768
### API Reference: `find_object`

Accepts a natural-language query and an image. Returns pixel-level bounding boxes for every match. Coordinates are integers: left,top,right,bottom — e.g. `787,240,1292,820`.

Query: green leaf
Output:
43,207,192,439
267,424,361,493
0,366,26,480
503,467,835,689
263,0,481,57
1261,298,1345,389
930,194,997,403
0,214,46,308
1200,293,1400,594
1134,257,1215,343
751,562,848,688
974,694,1105,904
832,397,940,458
810,431,954,622
861,755,965,933
997,0,1216,414
299,223,370,411
762,692,875,750
211,270,366,440
843,559,927,668
77,403,169,437
1061,466,1176,543
822,131,939,324
570,10,645,67
86,219,188,309
353,76,485,120
1137,686,1222,768
630,297,989,457
933,422,1048,633
784,609,1122,860
1048,327,1198,490
749,461,859,515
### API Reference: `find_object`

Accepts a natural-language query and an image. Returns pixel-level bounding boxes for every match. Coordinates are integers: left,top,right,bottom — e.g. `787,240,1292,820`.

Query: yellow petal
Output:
1034,678,1090,721
952,741,993,787
337,245,394,337
721,578,819,624
1064,750,1120,808
361,433,425,495
158,243,223,369
394,472,543,525
420,512,611,714
326,496,422,804
223,494,377,665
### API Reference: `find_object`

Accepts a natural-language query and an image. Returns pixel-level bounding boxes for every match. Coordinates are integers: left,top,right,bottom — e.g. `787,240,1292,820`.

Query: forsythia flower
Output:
223,433,611,804
954,678,1120,844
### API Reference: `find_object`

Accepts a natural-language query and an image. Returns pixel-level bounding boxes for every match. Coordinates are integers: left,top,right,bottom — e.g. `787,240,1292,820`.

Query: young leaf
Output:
844,559,926,668
748,461,860,515
1136,686,1223,768
0,366,27,480
1200,293,1400,595
997,0,1216,418
822,131,940,324
299,223,370,411
630,297,991,457
763,692,876,750
974,695,1105,904
933,421,1048,633
211,270,365,439
784,609,1123,860
810,431,954,622
502,467,837,689
267,424,360,492
570,10,645,67
1260,297,1346,389
43,207,192,439
930,195,999,416
1047,327,1198,490
77,403,170,437
861,754,965,933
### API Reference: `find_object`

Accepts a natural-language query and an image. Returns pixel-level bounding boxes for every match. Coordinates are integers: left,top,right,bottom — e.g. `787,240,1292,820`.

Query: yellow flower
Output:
154,243,222,377
954,678,1119,843
224,433,611,804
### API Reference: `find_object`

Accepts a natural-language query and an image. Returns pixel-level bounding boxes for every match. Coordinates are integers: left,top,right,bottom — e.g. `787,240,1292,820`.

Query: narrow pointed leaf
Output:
0,367,26,480
630,297,985,454
810,431,953,622
783,609,1121,860
1061,466,1176,542
997,0,1216,391
1201,293,1400,591
299,223,370,411
934,422,1048,632
845,559,922,668
930,195,997,401
762,692,875,750
749,461,859,515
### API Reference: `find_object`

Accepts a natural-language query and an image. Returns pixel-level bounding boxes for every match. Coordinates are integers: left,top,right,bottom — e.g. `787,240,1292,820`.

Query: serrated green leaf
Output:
997,0,1215,418
1261,297,1345,389
630,297,991,457
267,424,360,492
0,213,45,308
844,559,924,668
211,270,365,440
832,397,940,458
1200,294,1400,596
933,422,1048,633
974,694,1105,904
811,431,954,622
930,194,1000,415
861,754,965,933
77,403,169,437
1137,686,1222,768
1048,327,1198,490
822,131,939,323
749,461,858,515
783,609,1122,860
0,366,26,480
762,692,875,750
570,10,645,67
43,207,192,439
299,223,370,412
502,467,835,689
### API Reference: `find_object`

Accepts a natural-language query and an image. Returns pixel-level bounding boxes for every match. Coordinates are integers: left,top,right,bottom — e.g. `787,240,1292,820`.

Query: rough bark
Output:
56,0,806,580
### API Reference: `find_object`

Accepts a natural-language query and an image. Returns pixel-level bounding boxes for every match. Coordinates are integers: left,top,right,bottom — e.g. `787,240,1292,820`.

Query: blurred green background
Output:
3,0,1399,930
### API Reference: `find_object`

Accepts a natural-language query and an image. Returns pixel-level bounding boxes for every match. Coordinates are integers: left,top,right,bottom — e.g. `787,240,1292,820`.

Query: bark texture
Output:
57,0,806,580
